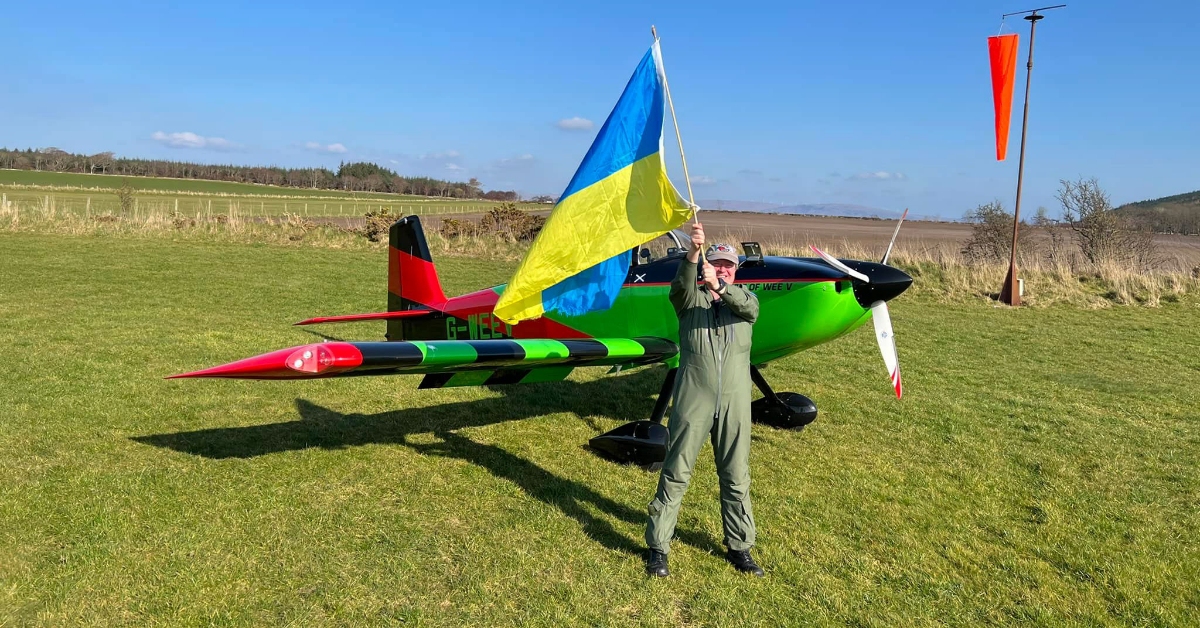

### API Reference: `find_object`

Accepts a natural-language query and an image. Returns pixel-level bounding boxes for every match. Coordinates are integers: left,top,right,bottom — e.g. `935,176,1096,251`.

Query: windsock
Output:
988,33,1020,161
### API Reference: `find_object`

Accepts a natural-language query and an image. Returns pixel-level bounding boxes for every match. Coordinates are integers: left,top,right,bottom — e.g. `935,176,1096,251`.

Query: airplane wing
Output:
167,337,677,387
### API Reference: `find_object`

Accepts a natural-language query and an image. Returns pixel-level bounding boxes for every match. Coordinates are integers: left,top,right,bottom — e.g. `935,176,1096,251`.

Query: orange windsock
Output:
988,33,1019,161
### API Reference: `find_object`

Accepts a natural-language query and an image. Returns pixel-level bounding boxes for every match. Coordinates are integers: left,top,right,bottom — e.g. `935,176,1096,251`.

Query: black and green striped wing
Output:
169,337,678,383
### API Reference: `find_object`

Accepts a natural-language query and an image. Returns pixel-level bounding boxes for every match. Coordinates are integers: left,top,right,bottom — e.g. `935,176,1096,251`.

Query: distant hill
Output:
1116,190,1200,235
697,199,936,221
771,203,907,220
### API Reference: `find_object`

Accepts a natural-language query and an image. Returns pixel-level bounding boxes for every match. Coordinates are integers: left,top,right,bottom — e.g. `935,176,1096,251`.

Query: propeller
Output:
871,300,902,399
881,208,908,265
876,208,906,398
810,245,869,282
810,214,908,399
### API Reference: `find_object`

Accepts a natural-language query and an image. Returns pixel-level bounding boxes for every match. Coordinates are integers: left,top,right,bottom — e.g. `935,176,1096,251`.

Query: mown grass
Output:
0,189,534,220
0,169,430,200
1,232,1197,626
0,170,546,218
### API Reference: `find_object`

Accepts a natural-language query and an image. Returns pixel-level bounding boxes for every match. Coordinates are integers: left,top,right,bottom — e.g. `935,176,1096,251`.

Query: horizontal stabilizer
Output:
295,310,433,326
168,338,676,381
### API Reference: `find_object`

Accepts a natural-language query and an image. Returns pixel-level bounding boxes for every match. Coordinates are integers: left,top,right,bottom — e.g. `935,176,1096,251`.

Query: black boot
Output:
726,549,764,577
645,549,669,577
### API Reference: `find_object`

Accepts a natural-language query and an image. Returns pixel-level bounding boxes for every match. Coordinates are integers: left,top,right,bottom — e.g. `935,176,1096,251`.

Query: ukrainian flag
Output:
495,41,693,325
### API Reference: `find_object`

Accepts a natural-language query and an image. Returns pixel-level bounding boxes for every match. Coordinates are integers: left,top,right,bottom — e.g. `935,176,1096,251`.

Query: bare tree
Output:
1058,177,1157,267
41,147,70,171
90,152,114,174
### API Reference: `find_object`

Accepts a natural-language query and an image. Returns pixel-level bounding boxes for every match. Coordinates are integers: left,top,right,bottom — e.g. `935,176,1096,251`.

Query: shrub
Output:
438,218,478,239
117,180,135,215
479,203,545,242
961,201,1033,264
362,207,395,242
171,213,196,230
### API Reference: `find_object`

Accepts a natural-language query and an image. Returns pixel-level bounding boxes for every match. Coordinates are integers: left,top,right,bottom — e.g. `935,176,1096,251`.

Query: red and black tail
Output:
387,216,448,339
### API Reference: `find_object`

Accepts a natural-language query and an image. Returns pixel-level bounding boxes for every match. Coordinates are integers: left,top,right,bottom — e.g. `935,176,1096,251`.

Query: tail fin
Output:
388,216,448,339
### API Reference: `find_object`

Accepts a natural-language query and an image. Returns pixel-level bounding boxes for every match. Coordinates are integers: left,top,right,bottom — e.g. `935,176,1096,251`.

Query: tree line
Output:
0,147,523,200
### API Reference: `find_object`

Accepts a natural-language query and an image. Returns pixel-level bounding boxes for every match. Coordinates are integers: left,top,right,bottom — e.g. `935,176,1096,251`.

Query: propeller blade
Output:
870,300,902,399
881,208,909,265
810,246,870,283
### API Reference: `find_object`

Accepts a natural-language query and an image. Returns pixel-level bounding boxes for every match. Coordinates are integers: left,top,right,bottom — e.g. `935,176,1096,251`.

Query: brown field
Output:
328,209,1200,267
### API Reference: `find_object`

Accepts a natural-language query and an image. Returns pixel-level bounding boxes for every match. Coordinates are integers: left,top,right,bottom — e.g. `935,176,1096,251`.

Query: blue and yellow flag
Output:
494,41,692,324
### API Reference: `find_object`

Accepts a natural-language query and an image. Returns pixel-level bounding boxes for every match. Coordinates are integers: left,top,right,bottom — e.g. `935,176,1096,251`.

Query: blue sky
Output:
4,0,1197,218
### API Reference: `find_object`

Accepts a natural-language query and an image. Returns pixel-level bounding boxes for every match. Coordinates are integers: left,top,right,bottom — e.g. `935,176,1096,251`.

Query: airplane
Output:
169,214,912,466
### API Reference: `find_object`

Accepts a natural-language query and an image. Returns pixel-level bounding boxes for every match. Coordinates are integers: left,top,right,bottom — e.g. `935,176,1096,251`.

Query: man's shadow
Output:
135,366,723,555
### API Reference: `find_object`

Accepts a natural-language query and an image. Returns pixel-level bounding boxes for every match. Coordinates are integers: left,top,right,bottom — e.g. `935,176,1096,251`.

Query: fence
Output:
0,191,518,220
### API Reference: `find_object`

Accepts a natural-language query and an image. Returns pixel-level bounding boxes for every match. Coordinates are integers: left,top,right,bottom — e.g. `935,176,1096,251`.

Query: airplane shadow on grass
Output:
134,365,724,556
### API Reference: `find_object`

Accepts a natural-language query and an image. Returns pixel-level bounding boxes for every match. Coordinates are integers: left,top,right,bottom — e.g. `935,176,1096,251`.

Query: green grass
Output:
1,233,1197,626
0,170,546,218
0,169,432,200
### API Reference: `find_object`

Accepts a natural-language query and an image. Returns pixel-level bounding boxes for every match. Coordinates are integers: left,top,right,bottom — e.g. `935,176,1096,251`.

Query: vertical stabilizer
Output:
388,216,448,340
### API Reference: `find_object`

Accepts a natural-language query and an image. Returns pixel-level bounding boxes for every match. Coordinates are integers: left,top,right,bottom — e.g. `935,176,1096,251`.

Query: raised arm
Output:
669,222,707,314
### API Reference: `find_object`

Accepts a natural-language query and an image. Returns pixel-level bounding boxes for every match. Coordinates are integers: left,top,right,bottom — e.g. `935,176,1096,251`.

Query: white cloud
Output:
151,131,236,150
303,141,348,154
693,175,717,185
850,171,906,181
556,117,594,131
445,163,465,171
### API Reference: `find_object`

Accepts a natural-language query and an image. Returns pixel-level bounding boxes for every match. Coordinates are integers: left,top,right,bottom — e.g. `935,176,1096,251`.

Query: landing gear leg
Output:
648,367,677,425
588,367,675,467
750,365,818,429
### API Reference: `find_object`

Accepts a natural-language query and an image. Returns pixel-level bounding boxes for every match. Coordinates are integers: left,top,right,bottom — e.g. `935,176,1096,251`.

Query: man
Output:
644,221,764,578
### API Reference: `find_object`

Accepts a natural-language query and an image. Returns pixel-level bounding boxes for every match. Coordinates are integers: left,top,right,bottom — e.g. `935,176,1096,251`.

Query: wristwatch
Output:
716,278,728,294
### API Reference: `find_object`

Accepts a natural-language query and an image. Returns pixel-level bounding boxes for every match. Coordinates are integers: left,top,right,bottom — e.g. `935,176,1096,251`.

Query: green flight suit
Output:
646,257,759,553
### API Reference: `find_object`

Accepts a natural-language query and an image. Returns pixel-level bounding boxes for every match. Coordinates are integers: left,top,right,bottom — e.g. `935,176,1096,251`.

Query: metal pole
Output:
1000,12,1044,306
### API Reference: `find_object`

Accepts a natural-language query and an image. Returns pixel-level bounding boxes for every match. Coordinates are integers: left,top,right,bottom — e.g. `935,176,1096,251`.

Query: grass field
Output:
0,169,437,200
0,169,543,218
2,233,1197,626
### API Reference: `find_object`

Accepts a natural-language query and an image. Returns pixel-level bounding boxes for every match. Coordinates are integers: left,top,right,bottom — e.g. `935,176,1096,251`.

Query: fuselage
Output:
397,252,912,367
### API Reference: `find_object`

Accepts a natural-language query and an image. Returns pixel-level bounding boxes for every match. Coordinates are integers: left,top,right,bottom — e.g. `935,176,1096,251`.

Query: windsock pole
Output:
999,5,1064,306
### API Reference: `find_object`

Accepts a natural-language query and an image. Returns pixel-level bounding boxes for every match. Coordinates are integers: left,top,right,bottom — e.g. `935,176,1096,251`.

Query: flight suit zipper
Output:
712,296,728,421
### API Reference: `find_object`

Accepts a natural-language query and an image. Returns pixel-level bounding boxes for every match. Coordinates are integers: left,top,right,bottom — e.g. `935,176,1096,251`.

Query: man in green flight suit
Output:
644,220,764,578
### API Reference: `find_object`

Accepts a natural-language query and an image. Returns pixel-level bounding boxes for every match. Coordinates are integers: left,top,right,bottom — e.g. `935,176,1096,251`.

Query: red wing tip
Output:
166,343,364,380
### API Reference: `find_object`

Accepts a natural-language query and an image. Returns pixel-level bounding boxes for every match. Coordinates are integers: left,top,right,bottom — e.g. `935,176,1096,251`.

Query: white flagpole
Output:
652,26,698,223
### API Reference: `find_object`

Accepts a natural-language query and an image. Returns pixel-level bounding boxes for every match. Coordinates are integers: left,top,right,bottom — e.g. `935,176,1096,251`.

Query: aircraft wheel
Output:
751,392,817,429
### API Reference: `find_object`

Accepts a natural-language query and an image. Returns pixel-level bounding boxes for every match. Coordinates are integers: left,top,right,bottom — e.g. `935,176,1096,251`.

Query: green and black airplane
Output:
171,215,912,465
